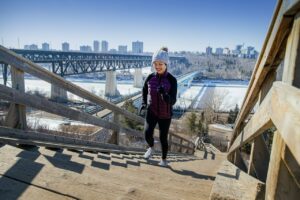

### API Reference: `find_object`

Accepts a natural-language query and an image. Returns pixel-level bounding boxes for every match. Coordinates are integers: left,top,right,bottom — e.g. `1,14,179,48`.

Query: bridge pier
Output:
133,68,143,88
105,70,117,97
5,66,27,129
2,64,8,86
51,84,68,103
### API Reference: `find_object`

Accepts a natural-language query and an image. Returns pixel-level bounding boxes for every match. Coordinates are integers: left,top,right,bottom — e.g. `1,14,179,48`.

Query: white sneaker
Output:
159,159,168,167
143,147,154,159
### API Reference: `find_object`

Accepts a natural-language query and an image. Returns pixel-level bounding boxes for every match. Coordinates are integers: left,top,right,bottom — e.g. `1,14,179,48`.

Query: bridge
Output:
0,0,299,199
1,49,189,98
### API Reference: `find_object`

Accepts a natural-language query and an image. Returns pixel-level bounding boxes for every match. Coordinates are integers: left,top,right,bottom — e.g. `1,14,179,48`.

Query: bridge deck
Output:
0,144,225,200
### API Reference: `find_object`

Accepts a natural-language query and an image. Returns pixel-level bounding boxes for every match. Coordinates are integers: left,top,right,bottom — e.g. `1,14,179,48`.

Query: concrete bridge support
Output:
5,66,27,129
105,70,117,97
2,64,8,86
51,84,68,102
133,68,143,88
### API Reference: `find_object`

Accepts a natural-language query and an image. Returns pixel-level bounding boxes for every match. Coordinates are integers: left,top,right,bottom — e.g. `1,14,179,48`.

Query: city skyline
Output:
0,0,277,52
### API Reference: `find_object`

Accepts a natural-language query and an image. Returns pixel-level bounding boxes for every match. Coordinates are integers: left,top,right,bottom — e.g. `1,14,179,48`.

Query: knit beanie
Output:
152,47,169,65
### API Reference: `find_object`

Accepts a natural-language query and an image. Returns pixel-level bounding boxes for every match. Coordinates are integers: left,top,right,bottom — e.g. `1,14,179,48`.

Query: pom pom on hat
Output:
152,47,169,65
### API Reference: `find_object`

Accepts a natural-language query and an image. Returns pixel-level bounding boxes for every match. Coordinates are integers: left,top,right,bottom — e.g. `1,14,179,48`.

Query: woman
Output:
140,47,177,166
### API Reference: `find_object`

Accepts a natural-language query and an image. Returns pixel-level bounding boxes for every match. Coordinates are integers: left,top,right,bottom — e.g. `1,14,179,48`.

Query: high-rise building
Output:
236,44,243,51
62,42,70,51
223,48,230,55
101,40,108,52
247,46,255,56
118,45,127,53
206,46,213,55
93,40,100,52
132,41,143,53
24,45,30,50
215,48,223,55
80,45,92,52
42,43,50,51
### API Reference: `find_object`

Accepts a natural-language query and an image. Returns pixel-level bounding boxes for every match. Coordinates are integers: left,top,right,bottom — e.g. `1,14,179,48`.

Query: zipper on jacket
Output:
157,76,162,116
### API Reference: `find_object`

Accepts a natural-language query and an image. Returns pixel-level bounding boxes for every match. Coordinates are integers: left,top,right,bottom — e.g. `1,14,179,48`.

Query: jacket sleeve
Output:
163,75,177,105
142,74,151,105
169,76,177,106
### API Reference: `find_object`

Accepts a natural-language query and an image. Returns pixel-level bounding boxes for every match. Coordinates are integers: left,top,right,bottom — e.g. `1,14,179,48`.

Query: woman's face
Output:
153,61,167,74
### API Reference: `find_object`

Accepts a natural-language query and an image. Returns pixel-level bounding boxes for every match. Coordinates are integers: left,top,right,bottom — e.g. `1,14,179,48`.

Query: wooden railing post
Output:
108,112,120,145
233,149,248,172
247,70,275,181
265,11,300,199
179,139,183,153
5,66,26,129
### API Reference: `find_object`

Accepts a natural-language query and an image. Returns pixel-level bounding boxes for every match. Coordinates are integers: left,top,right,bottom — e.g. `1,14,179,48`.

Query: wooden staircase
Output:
0,144,225,200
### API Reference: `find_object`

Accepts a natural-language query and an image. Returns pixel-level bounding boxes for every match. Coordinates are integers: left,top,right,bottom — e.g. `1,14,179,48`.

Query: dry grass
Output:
59,124,99,134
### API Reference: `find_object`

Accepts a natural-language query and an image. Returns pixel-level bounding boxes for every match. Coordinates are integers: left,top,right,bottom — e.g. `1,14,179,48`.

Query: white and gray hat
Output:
152,47,169,65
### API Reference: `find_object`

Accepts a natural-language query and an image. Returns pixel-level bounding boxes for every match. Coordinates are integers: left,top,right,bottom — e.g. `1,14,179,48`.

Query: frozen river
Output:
0,76,248,111
1,75,248,130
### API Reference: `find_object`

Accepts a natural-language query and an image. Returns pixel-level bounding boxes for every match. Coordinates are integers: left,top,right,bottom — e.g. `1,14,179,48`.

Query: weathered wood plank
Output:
108,112,120,145
170,141,194,152
0,84,144,138
0,45,144,124
265,132,285,199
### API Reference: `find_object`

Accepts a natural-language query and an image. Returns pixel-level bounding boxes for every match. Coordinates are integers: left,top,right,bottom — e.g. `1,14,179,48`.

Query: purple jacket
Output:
142,71,177,119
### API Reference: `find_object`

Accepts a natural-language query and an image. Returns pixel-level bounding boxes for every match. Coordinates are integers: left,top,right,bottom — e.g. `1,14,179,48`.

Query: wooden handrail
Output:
228,82,300,164
231,0,300,144
0,84,144,138
0,45,196,154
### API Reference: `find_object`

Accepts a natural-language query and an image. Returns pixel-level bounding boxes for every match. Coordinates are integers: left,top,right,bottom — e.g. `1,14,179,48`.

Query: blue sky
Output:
0,0,277,52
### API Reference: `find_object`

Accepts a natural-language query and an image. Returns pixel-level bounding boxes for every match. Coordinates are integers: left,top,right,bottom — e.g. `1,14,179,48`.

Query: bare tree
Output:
202,89,229,124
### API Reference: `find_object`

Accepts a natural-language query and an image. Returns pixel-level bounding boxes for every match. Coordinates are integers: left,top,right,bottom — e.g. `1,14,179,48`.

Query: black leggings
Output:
144,110,171,159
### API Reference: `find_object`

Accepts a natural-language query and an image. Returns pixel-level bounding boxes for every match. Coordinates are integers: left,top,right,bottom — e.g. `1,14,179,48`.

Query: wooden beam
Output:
169,141,194,153
108,112,120,145
266,131,300,199
228,86,273,155
247,70,275,181
0,45,144,124
265,132,285,199
0,84,144,139
271,82,300,164
0,126,145,153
